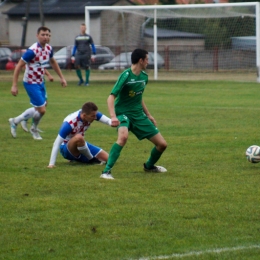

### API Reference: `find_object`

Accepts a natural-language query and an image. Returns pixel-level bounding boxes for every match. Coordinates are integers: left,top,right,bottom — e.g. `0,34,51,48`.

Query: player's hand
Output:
148,115,157,126
47,165,55,168
60,78,67,88
111,117,119,127
11,86,18,96
48,76,54,82
71,56,75,64
91,55,96,62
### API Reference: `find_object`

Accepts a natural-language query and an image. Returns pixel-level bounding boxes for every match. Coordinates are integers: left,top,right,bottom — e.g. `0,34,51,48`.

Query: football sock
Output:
32,110,43,128
13,107,35,124
76,69,83,80
145,147,163,169
85,69,90,83
103,143,123,172
77,145,93,160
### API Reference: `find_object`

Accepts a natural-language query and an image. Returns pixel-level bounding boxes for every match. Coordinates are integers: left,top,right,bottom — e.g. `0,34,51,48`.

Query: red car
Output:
5,49,26,70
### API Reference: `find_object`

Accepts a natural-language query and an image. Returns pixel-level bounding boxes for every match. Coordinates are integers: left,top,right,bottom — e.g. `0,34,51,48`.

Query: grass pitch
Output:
1,71,260,259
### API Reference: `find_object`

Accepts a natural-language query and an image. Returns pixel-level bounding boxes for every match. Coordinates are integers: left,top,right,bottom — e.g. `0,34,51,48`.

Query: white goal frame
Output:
85,3,260,82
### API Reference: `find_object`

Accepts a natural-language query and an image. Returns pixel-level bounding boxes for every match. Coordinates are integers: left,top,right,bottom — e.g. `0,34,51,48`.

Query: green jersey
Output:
111,68,148,116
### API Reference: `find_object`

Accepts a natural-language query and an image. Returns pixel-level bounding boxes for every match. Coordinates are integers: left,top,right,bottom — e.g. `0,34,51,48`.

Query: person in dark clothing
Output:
71,23,96,86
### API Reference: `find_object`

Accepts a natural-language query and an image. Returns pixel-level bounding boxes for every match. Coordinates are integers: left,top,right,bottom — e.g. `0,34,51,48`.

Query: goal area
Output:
85,3,260,81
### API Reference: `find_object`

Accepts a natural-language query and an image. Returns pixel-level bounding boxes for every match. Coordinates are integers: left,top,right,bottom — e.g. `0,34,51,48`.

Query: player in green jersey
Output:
100,49,167,180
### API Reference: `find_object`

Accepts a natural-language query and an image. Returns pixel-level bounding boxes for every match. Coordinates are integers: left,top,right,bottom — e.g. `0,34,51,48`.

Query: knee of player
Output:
117,135,128,146
74,134,84,142
38,107,46,115
160,140,167,151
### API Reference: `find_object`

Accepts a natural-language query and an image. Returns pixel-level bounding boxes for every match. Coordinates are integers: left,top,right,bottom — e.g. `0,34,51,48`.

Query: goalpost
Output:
85,3,260,82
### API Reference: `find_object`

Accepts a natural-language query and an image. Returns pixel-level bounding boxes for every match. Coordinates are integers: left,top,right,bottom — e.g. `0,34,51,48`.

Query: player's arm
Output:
71,45,77,63
48,135,64,168
49,57,67,87
107,71,130,126
11,49,35,96
11,59,26,96
91,43,96,61
107,94,119,127
44,69,54,82
142,99,157,126
48,122,72,167
96,111,111,126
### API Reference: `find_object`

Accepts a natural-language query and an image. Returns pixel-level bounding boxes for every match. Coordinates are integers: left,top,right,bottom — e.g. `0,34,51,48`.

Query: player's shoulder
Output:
45,43,52,51
75,34,84,39
64,110,80,122
122,68,132,77
118,69,131,81
141,70,148,76
28,42,38,50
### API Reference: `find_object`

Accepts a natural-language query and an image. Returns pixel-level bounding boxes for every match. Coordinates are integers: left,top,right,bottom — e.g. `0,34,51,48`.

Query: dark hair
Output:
37,26,51,34
131,49,148,64
81,102,98,114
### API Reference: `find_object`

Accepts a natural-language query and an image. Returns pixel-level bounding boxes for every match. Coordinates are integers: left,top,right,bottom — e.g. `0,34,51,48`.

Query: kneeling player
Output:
48,102,113,168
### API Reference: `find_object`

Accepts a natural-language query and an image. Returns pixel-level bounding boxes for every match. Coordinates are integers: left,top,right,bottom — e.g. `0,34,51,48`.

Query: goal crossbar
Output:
85,3,260,82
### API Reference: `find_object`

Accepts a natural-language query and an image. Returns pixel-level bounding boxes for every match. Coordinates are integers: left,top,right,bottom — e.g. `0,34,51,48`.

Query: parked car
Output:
5,49,26,70
98,52,165,70
0,47,12,70
53,45,115,69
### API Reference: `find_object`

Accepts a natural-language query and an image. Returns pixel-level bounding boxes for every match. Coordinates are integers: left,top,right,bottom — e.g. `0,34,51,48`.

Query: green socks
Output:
145,147,163,169
103,145,163,172
76,69,83,80
76,69,90,83
85,69,90,83
103,143,123,172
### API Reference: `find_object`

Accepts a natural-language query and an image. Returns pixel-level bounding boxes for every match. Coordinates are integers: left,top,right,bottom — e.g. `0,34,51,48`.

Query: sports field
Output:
1,70,260,259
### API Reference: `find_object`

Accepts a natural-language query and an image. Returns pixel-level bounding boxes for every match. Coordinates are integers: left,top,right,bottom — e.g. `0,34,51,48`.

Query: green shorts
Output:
117,113,159,140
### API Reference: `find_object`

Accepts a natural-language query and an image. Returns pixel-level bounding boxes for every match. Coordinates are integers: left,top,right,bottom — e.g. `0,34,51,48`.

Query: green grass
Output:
1,75,260,260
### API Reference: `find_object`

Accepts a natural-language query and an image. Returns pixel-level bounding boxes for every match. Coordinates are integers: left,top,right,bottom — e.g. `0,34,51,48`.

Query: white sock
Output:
14,107,35,124
32,111,43,129
77,145,93,160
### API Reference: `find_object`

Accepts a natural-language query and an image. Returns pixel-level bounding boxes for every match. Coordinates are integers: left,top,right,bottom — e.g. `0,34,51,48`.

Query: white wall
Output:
0,1,16,44
87,16,100,45
8,16,101,47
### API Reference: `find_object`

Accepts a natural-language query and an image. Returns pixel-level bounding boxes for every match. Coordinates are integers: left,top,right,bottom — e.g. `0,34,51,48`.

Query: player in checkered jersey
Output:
20,32,54,133
48,102,114,168
9,26,67,140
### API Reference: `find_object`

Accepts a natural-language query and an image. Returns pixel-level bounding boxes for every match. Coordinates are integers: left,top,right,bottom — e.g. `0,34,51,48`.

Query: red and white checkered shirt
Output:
22,42,53,84
62,110,91,144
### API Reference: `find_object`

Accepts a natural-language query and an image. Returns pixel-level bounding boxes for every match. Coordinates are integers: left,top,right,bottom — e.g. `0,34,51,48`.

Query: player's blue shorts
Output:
23,82,46,107
43,84,48,100
60,142,102,163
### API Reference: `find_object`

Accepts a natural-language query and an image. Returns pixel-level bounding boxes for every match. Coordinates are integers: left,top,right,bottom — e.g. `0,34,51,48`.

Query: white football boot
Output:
30,126,42,140
9,118,17,138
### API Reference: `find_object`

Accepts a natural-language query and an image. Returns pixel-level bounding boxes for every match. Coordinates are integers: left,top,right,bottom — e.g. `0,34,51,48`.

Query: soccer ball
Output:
245,145,260,163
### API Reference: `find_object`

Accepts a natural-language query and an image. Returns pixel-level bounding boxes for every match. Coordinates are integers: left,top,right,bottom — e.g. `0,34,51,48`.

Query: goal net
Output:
85,3,260,81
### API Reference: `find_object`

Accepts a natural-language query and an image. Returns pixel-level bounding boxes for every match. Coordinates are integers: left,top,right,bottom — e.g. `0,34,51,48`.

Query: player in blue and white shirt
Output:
48,102,113,168
20,32,54,133
9,26,67,140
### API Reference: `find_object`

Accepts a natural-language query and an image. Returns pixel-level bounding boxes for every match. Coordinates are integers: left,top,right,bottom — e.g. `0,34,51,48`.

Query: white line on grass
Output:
130,244,260,260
